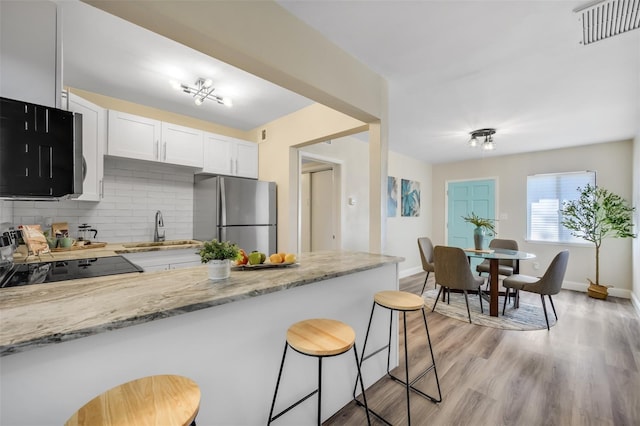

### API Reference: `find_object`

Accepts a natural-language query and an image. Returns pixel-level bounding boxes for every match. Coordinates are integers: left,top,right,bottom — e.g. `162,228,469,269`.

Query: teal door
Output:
447,179,496,253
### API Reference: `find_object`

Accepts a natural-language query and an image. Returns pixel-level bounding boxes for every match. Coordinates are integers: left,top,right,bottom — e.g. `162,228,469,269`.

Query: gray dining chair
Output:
417,237,435,294
433,246,485,323
476,238,519,285
502,250,569,330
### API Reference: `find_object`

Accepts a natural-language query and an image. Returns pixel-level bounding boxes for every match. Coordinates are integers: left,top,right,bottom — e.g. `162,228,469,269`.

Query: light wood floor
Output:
325,272,640,425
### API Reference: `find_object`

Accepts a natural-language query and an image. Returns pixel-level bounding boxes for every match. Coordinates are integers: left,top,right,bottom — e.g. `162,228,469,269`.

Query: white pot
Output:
208,259,231,280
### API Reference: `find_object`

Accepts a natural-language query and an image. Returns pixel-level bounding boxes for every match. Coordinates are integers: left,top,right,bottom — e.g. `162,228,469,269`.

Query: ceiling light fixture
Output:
177,78,232,107
468,128,497,151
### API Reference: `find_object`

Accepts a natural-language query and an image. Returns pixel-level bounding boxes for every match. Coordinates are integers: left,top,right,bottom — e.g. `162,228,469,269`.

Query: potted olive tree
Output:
561,184,636,299
197,239,240,280
462,212,497,250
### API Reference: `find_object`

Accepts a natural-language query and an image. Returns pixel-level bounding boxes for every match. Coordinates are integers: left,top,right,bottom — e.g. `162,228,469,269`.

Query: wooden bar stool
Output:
64,374,200,426
267,318,371,425
356,290,442,425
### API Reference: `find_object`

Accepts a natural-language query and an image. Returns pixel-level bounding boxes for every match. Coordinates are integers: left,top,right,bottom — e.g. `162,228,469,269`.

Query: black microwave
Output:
0,97,83,199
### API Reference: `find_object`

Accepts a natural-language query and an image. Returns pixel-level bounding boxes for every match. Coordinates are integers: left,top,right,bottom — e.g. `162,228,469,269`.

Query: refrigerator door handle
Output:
219,227,227,241
220,178,227,228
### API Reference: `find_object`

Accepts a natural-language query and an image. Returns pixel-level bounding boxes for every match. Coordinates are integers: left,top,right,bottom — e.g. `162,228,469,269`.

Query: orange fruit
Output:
269,253,283,264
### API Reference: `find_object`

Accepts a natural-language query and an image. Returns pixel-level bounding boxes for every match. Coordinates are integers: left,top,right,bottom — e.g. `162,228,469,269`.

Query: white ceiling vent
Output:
574,0,640,45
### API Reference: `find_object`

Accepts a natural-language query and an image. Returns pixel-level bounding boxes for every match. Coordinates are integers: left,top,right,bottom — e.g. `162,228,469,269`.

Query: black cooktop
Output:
1,255,143,288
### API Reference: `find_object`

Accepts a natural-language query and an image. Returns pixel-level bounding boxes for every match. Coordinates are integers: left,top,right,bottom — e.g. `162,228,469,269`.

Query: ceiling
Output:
57,0,313,132
60,0,639,164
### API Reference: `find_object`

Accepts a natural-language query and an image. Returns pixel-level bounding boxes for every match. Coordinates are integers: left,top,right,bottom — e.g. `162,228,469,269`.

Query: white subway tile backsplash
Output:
8,157,196,243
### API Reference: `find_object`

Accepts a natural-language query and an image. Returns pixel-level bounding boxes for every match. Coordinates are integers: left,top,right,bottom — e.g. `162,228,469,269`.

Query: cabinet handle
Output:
230,158,233,173
163,142,167,161
99,179,104,198
155,140,159,159
235,158,238,174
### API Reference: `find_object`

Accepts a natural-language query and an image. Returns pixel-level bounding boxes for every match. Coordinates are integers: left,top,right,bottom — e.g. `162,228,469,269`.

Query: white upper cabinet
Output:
202,133,258,179
107,110,160,162
235,140,259,178
161,122,204,168
66,93,106,201
107,110,203,168
0,0,62,108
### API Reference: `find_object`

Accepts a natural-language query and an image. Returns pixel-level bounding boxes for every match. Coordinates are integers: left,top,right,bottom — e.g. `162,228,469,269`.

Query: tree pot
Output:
587,283,608,300
473,227,485,250
208,259,231,280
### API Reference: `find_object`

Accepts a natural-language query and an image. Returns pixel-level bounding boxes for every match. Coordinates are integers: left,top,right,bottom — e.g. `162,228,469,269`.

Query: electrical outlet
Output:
533,262,540,270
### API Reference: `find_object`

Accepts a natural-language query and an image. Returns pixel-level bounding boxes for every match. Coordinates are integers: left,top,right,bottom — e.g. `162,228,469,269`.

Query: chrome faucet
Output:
154,210,165,242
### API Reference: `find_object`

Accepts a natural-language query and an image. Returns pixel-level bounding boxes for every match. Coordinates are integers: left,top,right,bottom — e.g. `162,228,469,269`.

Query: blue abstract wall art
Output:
387,176,398,217
401,179,420,217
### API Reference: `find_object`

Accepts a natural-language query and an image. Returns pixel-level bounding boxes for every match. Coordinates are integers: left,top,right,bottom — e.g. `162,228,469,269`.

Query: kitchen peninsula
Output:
0,249,403,425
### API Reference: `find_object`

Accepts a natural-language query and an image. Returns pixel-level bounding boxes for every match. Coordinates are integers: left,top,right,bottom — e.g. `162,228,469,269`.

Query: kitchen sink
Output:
117,240,203,253
122,240,202,248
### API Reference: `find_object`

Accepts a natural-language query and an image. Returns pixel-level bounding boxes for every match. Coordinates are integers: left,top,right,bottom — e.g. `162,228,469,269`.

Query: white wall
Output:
387,151,433,278
632,132,640,310
299,137,433,277
432,140,634,297
299,136,370,252
8,157,194,243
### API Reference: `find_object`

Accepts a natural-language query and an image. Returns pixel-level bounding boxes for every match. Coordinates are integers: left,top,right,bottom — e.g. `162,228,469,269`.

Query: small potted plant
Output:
462,212,497,250
561,184,636,299
197,239,240,280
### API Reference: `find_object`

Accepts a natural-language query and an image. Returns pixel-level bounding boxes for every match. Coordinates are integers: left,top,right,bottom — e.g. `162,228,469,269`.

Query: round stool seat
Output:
374,290,425,311
286,318,356,356
64,375,200,426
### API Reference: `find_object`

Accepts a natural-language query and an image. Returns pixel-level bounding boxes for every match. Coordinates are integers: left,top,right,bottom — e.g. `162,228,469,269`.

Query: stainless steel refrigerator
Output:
193,175,277,254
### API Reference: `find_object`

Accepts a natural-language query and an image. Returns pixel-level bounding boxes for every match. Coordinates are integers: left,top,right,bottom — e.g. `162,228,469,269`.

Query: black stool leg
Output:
403,311,411,425
353,302,391,425
317,357,322,426
421,308,442,403
352,343,372,425
268,342,289,425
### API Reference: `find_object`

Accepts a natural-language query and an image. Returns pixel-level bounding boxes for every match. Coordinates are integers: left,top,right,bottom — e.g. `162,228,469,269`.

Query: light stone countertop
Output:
0,250,403,356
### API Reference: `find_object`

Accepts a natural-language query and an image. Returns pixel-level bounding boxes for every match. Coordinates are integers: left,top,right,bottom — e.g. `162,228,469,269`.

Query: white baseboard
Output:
399,273,637,308
399,266,423,279
562,279,631,299
631,292,640,316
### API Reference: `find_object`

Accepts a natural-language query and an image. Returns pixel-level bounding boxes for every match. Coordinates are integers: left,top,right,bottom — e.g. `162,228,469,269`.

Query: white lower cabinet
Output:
122,249,201,272
65,93,106,201
107,110,203,168
202,133,258,178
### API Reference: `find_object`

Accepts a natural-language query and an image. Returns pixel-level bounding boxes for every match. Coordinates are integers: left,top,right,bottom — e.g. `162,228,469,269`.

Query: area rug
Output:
422,287,556,331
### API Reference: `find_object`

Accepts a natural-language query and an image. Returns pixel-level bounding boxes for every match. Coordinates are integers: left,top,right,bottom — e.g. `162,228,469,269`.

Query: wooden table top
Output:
64,375,200,426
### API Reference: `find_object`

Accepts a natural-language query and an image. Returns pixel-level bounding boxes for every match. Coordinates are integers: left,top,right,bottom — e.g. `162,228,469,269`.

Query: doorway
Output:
299,154,342,252
447,178,496,248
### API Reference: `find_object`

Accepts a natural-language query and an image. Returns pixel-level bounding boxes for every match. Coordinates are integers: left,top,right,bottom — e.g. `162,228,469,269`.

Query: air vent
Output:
574,0,640,45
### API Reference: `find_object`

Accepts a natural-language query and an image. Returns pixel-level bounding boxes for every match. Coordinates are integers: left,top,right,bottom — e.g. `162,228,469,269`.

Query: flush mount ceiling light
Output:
468,128,497,151
574,0,640,45
175,78,232,107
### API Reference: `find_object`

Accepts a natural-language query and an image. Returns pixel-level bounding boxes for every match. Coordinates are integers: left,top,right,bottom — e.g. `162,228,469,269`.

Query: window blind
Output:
527,171,596,243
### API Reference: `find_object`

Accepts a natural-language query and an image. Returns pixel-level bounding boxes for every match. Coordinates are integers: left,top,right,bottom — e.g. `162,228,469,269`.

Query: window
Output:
527,171,596,243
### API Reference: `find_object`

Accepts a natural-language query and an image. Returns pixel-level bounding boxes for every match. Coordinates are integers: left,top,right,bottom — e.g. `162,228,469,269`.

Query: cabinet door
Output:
0,1,61,108
202,133,234,175
234,140,258,179
107,110,160,161
67,93,105,201
161,122,203,167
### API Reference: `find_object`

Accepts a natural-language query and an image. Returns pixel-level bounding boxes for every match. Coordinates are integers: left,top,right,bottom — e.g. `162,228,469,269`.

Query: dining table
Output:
464,248,536,316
